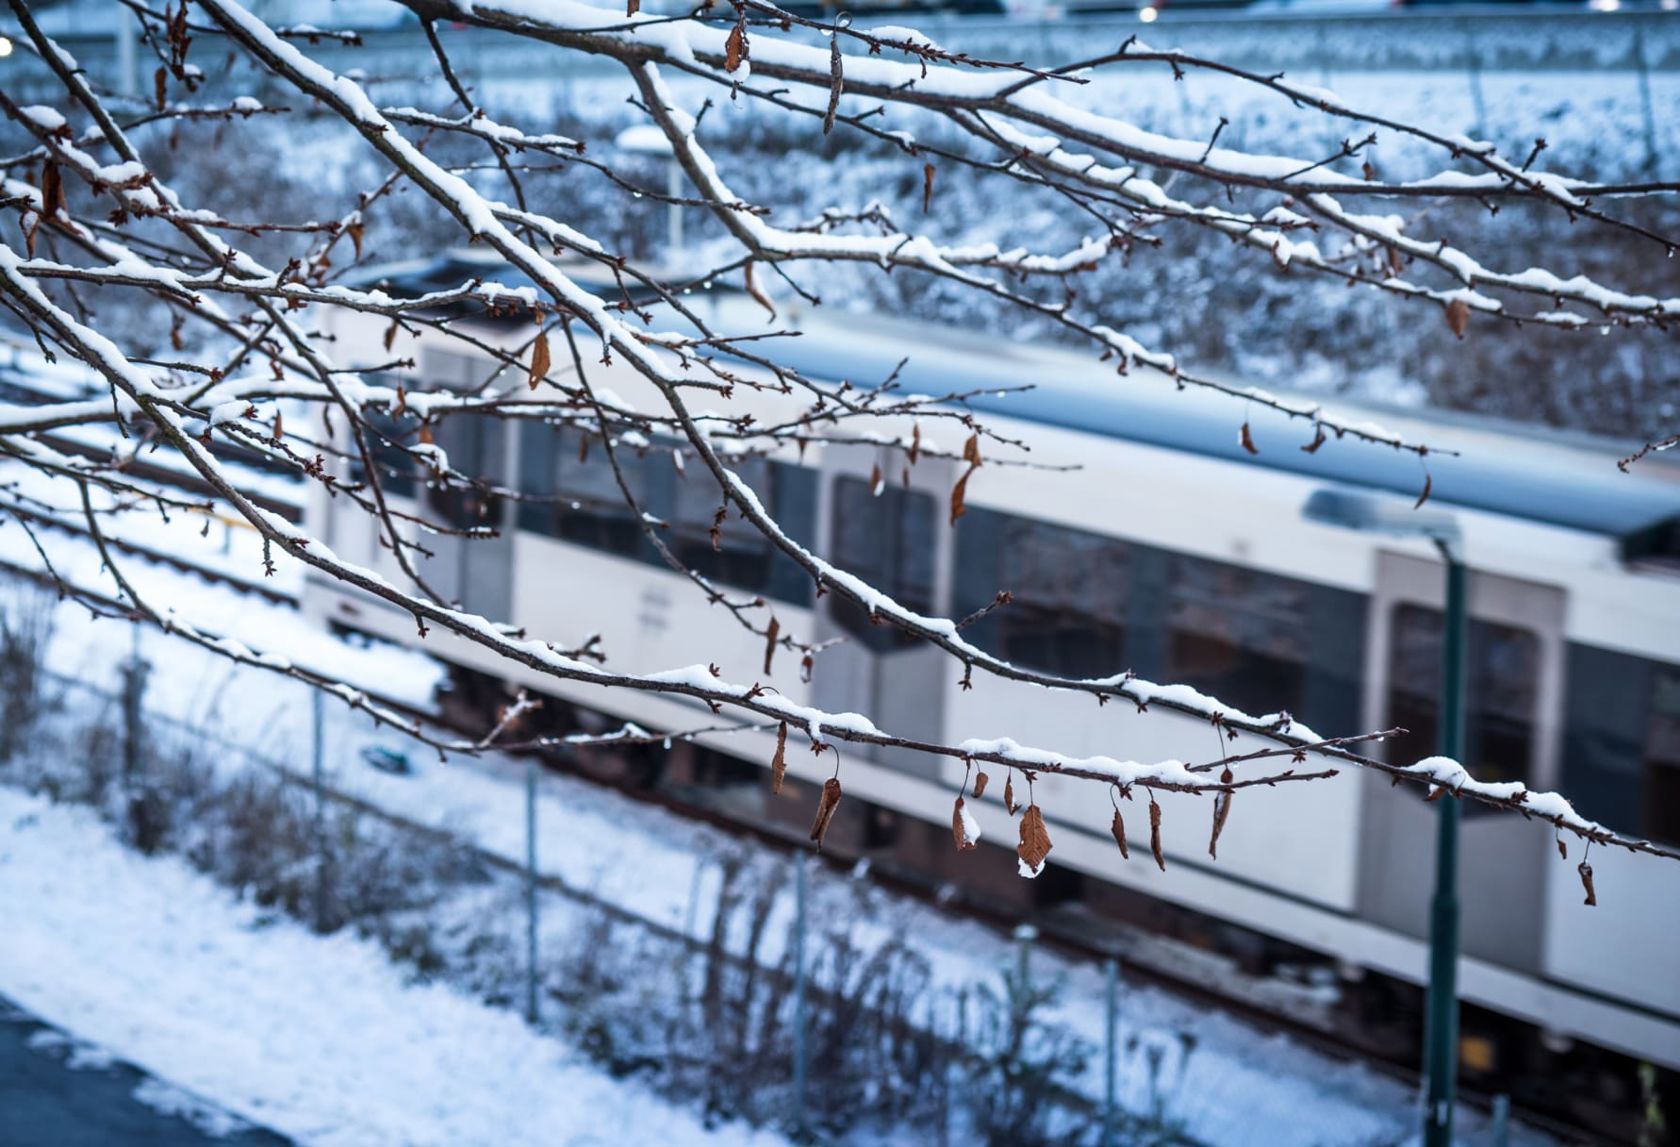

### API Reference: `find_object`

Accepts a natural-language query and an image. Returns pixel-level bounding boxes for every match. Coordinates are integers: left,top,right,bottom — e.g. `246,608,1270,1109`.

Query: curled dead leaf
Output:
1413,472,1433,510
1110,809,1129,860
810,776,842,850
1149,799,1166,872
40,162,64,219
1578,859,1597,907
1209,767,1233,860
770,721,788,795
952,796,977,851
763,616,780,676
743,261,777,321
823,31,844,136
1003,772,1017,816
972,770,988,799
528,330,551,390
1239,422,1259,455
949,468,970,527
1018,804,1052,873
1445,297,1471,339
724,19,747,72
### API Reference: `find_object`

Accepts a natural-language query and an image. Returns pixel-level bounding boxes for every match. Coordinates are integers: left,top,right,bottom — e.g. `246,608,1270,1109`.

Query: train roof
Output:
349,252,1680,554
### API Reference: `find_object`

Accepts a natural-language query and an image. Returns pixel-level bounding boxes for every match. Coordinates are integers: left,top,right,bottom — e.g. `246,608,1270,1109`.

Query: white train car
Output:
306,252,1680,1120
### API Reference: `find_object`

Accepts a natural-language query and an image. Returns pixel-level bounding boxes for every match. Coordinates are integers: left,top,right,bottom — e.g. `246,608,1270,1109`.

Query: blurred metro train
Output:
306,250,1680,1125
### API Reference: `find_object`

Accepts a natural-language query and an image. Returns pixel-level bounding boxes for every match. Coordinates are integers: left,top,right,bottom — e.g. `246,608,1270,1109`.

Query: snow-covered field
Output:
0,786,786,1147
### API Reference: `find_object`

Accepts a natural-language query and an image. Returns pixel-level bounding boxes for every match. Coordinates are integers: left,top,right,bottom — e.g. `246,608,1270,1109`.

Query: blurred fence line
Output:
17,648,1206,1146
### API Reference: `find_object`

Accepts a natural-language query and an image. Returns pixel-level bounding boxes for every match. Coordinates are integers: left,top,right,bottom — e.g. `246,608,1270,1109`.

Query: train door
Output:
415,349,516,624
1354,551,1566,974
810,455,952,787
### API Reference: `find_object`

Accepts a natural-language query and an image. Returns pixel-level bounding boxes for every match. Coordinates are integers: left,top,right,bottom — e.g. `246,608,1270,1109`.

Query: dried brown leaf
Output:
1239,421,1259,455
743,260,776,320
528,330,551,390
763,615,780,676
810,776,842,850
1149,799,1166,872
922,163,936,214
972,770,988,799
908,424,921,466
626,0,639,13
952,796,977,851
1301,425,1326,454
1018,804,1051,872
1555,835,1567,861
1110,809,1129,860
949,468,970,527
823,33,844,136
346,221,364,260
1578,859,1597,907
1445,297,1471,339
724,20,747,72
1209,768,1233,860
770,721,788,795
1003,773,1017,816
1413,472,1433,510
40,162,64,219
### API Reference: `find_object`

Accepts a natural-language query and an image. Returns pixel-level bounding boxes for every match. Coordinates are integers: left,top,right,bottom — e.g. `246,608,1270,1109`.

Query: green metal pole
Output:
792,853,808,1141
525,756,539,1026
1424,547,1466,1147
1103,958,1118,1147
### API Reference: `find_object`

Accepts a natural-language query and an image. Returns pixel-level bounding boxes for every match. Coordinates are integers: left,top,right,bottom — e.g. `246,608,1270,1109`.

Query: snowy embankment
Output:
0,785,783,1147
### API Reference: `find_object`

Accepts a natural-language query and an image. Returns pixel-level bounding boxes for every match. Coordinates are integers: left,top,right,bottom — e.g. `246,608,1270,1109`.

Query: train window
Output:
1386,605,1538,793
952,507,1130,678
424,414,503,530
349,408,419,500
828,476,936,650
670,454,775,592
517,424,651,558
1166,556,1307,717
1563,648,1680,846
1646,671,1680,845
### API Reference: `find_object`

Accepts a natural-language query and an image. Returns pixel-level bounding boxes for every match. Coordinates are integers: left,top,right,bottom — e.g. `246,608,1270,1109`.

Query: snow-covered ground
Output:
0,785,786,1147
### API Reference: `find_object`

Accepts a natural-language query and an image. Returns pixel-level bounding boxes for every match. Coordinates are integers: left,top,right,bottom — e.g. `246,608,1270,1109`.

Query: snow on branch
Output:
1,0,1676,885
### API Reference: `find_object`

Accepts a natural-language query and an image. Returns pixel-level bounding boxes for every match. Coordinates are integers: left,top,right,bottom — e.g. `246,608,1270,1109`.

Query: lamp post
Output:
1302,488,1465,1147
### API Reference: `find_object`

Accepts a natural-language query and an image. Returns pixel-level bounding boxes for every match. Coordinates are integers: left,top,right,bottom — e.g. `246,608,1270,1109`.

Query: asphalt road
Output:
0,999,289,1147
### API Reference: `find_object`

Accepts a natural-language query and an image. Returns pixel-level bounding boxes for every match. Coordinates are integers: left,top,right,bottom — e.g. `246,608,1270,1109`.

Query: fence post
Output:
525,755,540,1025
120,625,149,843
1103,958,1119,1147
1491,1093,1510,1147
1012,923,1037,1014
311,689,328,933
792,851,809,1141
